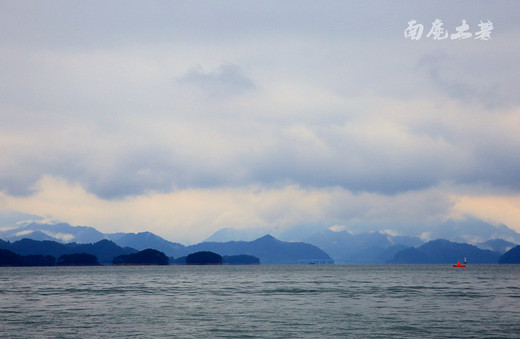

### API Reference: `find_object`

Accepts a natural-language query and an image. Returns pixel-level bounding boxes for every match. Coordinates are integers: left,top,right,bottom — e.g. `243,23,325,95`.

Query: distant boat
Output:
453,260,466,267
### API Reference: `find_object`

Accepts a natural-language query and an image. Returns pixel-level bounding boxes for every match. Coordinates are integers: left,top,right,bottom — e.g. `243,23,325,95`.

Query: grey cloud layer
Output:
1,1,519,199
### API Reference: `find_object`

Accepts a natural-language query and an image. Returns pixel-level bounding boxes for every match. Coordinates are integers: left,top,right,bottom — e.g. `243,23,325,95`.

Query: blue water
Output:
1,265,519,338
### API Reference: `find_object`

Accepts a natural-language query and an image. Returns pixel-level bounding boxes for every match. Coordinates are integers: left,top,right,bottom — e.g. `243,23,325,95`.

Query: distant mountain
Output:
12,230,57,242
104,232,128,241
0,221,186,257
476,239,517,254
0,231,330,265
0,222,186,257
3,213,520,265
111,232,185,257
0,239,137,264
204,228,268,242
390,239,501,264
0,222,106,243
185,235,332,264
498,246,520,264
110,232,332,264
6,239,73,258
425,218,520,244
73,240,138,263
304,230,424,263
0,211,43,227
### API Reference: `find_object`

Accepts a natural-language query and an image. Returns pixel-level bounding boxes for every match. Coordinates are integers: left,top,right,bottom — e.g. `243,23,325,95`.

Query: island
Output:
186,251,222,265
57,253,100,266
223,254,260,265
0,249,56,266
113,248,169,265
171,252,261,265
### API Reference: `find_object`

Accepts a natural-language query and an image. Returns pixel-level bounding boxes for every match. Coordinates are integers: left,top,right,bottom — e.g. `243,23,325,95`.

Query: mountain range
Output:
0,235,331,265
0,214,332,264
1,211,520,264
183,235,331,264
0,238,136,264
390,239,501,264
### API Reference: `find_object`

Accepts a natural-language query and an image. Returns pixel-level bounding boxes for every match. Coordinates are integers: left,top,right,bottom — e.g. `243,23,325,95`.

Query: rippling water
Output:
1,265,519,338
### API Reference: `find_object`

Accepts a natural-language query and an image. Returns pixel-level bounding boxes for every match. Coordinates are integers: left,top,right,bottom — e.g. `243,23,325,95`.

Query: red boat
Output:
453,260,466,267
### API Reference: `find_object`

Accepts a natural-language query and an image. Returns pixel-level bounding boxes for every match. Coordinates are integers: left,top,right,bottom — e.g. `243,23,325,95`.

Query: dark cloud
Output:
81,147,179,199
1,1,519,201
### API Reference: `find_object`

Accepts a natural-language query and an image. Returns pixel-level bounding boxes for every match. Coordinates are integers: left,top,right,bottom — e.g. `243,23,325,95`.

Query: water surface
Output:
1,265,519,338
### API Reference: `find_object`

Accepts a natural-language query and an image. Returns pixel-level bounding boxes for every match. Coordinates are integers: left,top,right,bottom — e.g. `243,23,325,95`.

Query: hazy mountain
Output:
277,224,331,242
304,230,424,263
392,235,425,247
3,213,520,265
498,246,520,264
425,218,520,244
0,239,136,264
390,239,501,264
204,228,268,242
104,232,128,241
0,221,185,256
0,211,43,227
112,232,185,257
0,234,331,265
0,222,106,243
0,219,333,264
185,235,332,264
10,230,57,242
475,239,517,254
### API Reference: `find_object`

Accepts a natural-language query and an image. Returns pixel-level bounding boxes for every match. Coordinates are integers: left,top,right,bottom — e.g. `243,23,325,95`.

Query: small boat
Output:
453,260,466,267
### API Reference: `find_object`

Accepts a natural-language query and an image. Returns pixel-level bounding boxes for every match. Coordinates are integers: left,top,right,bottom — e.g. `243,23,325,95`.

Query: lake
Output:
1,265,519,338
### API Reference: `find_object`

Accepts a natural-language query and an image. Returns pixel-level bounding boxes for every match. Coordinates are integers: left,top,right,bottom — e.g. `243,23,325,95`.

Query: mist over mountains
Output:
1,211,520,264
203,218,520,263
390,239,501,264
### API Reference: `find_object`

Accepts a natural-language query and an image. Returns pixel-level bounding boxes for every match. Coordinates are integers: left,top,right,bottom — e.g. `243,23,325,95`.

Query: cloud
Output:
1,93,520,199
451,194,520,229
1,175,459,243
180,64,256,98
1,1,520,240
418,44,520,108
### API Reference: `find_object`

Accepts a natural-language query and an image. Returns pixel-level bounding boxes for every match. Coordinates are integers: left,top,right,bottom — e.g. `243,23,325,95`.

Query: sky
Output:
1,1,520,244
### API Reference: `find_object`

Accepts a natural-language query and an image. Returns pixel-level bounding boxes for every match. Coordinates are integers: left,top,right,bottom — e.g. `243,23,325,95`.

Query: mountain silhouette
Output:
476,239,517,254
498,245,520,264
390,239,501,264
304,229,423,263
0,239,136,264
113,248,169,265
185,234,332,264
111,232,185,256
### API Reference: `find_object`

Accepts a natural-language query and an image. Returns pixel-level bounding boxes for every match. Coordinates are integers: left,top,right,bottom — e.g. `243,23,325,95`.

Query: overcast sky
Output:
1,1,519,243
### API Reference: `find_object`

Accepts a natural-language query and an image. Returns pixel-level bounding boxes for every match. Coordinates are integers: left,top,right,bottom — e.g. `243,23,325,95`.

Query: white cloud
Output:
14,230,34,237
42,231,75,243
0,175,476,243
1,1,520,240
